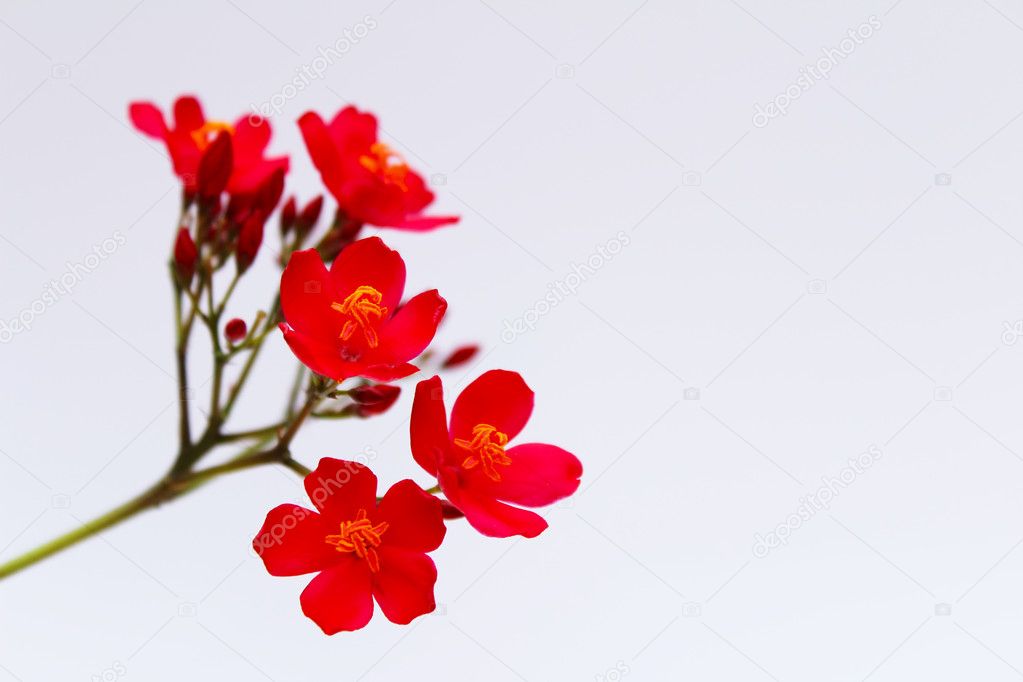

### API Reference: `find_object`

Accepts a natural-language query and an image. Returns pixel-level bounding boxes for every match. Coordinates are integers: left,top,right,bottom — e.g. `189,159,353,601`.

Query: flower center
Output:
454,423,511,482
358,142,409,190
190,120,234,151
331,285,388,349
324,508,389,573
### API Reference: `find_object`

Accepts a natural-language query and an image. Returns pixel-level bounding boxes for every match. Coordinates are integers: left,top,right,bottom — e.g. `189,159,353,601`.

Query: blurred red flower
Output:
129,95,288,198
299,106,458,231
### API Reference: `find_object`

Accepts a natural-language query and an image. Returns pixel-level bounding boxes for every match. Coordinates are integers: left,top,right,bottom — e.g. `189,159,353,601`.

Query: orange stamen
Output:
331,285,388,348
359,142,409,190
324,508,389,573
455,423,511,482
190,120,234,151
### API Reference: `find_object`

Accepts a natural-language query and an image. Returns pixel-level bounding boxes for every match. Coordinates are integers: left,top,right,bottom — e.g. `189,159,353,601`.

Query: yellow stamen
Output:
455,423,511,482
324,508,389,573
331,285,388,348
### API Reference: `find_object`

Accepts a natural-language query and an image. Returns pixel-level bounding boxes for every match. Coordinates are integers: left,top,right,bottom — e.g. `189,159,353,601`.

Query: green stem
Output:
0,481,173,579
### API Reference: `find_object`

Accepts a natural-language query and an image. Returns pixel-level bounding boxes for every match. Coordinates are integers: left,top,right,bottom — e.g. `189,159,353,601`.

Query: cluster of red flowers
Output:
132,96,582,634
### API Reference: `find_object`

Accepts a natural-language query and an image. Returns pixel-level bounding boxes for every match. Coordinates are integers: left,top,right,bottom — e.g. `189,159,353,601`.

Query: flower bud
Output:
254,167,285,216
296,195,323,237
236,213,264,273
173,227,198,284
349,384,400,417
279,196,297,236
440,500,464,519
442,344,480,369
225,318,247,343
196,131,232,199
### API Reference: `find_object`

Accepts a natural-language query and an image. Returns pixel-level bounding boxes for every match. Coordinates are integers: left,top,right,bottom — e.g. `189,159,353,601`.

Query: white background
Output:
3,0,1023,679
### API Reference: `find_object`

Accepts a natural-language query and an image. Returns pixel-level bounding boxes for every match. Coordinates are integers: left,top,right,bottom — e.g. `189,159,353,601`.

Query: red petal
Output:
252,504,340,576
379,290,446,361
299,111,342,196
372,548,438,625
232,114,271,159
450,370,534,444
300,558,374,634
328,237,406,315
482,443,582,507
390,215,460,231
280,249,339,340
128,102,167,138
173,95,204,131
376,480,446,552
441,470,548,538
304,458,379,523
280,325,350,381
354,362,419,382
328,105,378,153
410,376,449,476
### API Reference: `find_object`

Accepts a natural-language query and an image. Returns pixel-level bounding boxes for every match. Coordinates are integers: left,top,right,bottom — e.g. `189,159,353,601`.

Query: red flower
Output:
299,106,458,231
129,95,288,197
253,459,445,634
279,237,446,381
441,344,480,369
410,371,582,538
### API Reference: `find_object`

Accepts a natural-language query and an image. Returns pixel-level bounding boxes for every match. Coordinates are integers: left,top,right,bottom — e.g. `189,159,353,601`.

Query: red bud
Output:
225,318,248,343
442,344,480,369
279,196,297,236
349,384,401,417
173,228,198,284
296,195,323,236
254,168,285,216
196,131,232,199
236,214,264,273
440,500,464,519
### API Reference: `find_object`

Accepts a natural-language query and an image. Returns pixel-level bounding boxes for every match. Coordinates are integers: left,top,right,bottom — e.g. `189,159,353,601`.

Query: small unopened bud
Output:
236,213,264,273
254,168,285,216
442,344,480,369
349,384,401,417
196,131,232,199
279,196,297,236
174,228,198,284
440,500,464,519
296,195,323,236
225,318,247,343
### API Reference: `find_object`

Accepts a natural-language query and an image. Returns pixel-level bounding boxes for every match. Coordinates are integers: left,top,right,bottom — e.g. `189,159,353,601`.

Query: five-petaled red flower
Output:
299,106,458,231
279,237,446,382
411,370,583,538
130,95,288,197
253,458,445,634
